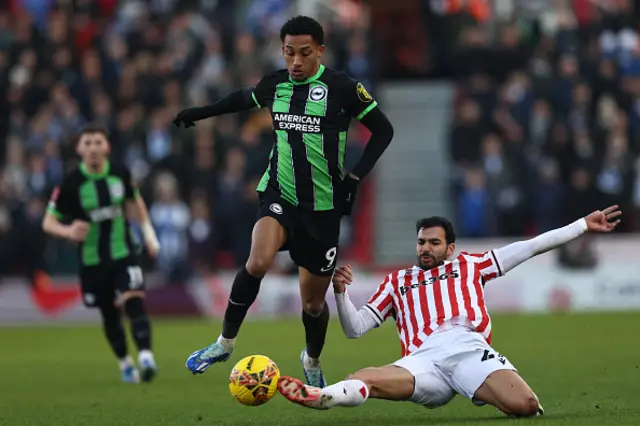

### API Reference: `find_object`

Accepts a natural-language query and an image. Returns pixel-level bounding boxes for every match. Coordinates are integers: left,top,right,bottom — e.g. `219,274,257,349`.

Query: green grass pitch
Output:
1,312,639,426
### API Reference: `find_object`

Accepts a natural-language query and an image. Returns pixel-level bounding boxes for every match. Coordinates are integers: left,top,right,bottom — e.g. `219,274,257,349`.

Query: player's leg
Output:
119,292,156,382
114,261,157,382
81,267,138,383
297,266,332,387
473,370,543,417
447,333,543,417
279,365,411,410
291,209,342,387
98,301,139,383
186,214,287,374
345,366,416,401
279,361,454,410
223,216,287,339
290,222,340,387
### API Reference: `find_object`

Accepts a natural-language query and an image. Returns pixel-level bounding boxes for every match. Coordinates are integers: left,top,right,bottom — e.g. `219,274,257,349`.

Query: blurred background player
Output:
42,125,161,383
175,16,394,386
278,206,621,416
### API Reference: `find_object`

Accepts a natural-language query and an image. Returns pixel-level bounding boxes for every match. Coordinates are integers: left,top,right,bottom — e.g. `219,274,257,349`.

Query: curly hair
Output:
280,15,324,45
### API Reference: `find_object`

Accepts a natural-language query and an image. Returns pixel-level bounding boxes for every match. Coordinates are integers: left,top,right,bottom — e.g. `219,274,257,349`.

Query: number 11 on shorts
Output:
127,266,144,289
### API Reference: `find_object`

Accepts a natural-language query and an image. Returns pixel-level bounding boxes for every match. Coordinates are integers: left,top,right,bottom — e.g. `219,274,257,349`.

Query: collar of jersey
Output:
80,160,110,180
289,64,325,85
412,260,452,270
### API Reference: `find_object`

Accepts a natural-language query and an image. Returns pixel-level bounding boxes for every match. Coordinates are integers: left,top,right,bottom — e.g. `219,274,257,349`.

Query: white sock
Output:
138,350,154,365
322,379,369,407
217,334,236,352
118,355,134,371
303,351,320,369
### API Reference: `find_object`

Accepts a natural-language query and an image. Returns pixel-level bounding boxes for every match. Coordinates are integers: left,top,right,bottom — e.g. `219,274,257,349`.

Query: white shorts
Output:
392,326,516,409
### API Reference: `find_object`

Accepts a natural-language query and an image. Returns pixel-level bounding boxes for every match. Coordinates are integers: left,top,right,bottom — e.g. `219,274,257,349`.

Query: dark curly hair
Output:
280,15,324,45
415,216,456,245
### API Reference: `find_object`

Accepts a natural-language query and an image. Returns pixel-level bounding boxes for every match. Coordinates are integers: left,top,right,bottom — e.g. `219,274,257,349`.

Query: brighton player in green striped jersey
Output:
42,125,161,384
176,16,394,385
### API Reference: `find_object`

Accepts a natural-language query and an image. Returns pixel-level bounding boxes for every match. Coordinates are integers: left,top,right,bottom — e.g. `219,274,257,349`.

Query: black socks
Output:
222,266,262,339
124,297,151,351
302,302,330,359
99,304,128,359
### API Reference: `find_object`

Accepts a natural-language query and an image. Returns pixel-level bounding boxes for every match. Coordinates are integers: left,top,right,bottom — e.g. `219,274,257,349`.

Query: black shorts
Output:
79,257,145,307
257,188,341,276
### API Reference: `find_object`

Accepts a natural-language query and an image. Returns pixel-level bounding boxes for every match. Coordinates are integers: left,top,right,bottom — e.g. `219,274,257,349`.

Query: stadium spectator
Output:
450,0,639,237
150,171,191,284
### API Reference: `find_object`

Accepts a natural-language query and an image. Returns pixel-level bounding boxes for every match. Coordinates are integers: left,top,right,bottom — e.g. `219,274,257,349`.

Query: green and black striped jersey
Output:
47,161,139,267
251,65,378,211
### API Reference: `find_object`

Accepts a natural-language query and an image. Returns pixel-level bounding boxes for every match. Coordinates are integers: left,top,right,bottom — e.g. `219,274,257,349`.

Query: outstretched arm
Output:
173,89,256,126
494,205,622,274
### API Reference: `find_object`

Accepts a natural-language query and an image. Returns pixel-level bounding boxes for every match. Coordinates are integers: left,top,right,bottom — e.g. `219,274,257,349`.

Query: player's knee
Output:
347,368,369,382
302,300,325,317
98,303,120,325
504,394,540,417
123,295,146,320
245,255,274,277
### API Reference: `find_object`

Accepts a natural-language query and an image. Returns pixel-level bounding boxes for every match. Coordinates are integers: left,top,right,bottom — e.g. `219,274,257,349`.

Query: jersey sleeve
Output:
364,273,396,325
460,251,504,284
47,178,76,219
250,72,278,109
341,74,378,121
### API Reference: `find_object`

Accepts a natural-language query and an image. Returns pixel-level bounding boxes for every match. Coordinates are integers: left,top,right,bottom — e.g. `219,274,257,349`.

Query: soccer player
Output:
278,206,622,416
42,124,161,383
173,15,394,386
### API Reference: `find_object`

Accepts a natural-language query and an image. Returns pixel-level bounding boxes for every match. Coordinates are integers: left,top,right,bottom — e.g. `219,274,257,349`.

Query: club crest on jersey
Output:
308,85,327,102
356,82,373,103
269,203,283,215
109,180,124,199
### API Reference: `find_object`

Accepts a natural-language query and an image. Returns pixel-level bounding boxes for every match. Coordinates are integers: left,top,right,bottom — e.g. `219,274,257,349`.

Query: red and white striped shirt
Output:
365,251,503,356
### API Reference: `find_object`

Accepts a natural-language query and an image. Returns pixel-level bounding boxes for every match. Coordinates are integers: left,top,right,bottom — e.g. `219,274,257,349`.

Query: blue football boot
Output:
121,365,140,383
186,340,233,374
301,348,326,388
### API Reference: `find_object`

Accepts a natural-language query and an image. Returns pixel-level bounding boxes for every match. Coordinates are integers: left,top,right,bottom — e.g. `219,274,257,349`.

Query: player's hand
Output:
340,174,359,216
332,264,353,294
66,220,90,242
173,108,199,128
585,205,622,233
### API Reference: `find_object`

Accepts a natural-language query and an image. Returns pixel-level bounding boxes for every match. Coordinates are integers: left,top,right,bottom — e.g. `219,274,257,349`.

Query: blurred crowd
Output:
0,0,373,281
449,0,640,239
